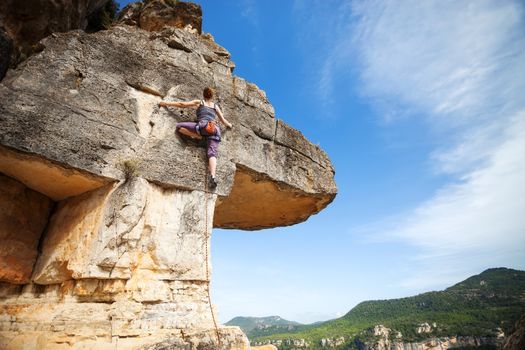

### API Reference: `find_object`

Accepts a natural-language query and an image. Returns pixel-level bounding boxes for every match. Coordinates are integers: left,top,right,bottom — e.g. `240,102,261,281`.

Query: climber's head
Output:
203,87,214,100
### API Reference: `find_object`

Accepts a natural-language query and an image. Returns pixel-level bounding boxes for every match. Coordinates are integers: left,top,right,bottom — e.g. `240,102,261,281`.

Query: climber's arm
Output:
215,105,232,128
159,99,201,108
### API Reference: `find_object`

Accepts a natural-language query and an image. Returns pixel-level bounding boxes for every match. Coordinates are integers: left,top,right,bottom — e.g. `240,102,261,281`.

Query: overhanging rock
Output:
0,2,337,349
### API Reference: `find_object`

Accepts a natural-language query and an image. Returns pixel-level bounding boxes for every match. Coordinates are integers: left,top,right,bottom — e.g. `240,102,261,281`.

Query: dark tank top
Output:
195,100,221,141
196,101,217,122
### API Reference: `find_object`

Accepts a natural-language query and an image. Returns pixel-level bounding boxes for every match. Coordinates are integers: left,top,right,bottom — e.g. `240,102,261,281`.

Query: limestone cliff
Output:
354,336,502,350
354,324,504,350
255,325,504,350
0,1,337,349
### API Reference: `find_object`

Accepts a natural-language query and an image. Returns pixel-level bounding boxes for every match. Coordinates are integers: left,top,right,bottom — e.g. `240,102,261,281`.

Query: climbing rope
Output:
204,171,222,349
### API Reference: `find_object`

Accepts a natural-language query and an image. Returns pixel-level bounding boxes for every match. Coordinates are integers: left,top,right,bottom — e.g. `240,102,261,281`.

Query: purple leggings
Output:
176,122,219,158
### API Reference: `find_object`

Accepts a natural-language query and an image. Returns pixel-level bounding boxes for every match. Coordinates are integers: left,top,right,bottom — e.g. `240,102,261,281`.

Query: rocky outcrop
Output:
320,337,346,347
372,325,392,337
502,313,525,350
253,338,311,349
390,336,500,350
416,323,434,334
0,1,336,349
356,325,503,350
0,21,335,228
119,0,203,34
257,331,502,350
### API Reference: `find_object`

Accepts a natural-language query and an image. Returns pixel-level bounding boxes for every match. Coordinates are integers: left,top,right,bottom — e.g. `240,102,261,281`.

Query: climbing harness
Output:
204,120,217,135
204,172,222,349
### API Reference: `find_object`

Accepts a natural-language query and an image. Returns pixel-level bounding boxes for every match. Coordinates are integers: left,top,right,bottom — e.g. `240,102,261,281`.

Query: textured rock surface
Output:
258,325,506,350
0,23,336,227
119,0,203,34
0,174,53,284
355,325,502,350
502,313,525,350
33,178,213,285
0,2,336,349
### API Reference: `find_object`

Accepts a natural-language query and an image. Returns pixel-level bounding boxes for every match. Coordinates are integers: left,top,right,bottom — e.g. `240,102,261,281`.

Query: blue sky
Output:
116,0,525,324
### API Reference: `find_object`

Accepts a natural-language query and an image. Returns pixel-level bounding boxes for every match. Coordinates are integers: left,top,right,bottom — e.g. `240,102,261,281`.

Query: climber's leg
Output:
179,128,202,139
176,122,202,139
207,139,219,188
207,156,217,188
206,139,219,167
208,157,217,177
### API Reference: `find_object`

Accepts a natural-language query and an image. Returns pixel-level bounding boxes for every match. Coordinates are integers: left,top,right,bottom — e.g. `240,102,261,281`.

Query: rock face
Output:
415,323,434,334
502,313,525,350
0,1,337,349
320,337,346,347
119,0,203,33
356,325,503,350
0,174,53,284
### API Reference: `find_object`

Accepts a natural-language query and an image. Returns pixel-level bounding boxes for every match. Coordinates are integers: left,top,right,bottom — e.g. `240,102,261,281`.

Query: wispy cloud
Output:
240,0,260,29
324,0,525,288
389,112,525,266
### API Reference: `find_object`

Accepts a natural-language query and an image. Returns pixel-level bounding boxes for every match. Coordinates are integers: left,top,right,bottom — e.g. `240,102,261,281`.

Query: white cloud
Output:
347,0,524,121
240,0,260,29
391,111,525,251
325,0,525,288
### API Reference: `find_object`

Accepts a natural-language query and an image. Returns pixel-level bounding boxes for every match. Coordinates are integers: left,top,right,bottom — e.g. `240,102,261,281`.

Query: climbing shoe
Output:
209,176,218,189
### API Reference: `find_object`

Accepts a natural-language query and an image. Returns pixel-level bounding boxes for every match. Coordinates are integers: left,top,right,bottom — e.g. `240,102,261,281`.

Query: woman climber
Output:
159,87,233,189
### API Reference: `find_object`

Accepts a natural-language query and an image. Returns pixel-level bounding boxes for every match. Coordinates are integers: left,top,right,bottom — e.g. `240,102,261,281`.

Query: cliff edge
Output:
0,1,337,349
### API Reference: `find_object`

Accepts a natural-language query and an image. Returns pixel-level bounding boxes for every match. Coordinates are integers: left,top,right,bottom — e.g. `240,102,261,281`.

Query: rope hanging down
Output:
204,172,222,349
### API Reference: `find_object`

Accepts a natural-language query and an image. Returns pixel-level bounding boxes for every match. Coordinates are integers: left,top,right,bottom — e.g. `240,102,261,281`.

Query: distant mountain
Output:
248,268,525,350
226,316,304,337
